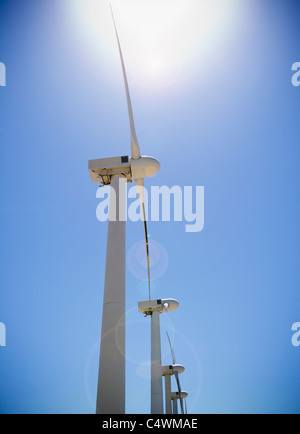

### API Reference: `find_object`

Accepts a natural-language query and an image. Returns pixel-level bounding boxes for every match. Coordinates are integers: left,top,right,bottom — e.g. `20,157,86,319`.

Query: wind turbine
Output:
171,391,188,415
88,6,160,414
138,298,179,414
166,331,186,414
162,363,185,414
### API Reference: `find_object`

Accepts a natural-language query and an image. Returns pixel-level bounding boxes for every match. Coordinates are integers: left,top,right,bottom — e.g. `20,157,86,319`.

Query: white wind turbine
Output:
138,299,179,414
162,364,185,414
165,331,187,414
88,5,160,414
171,391,188,415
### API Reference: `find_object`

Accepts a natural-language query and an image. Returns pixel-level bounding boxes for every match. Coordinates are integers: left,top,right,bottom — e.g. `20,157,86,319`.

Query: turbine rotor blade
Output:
135,178,151,300
166,331,176,365
166,332,184,413
110,4,141,160
174,370,184,414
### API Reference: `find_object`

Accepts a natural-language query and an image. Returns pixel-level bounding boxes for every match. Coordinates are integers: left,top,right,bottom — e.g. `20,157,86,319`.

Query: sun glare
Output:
146,57,164,76
65,0,241,89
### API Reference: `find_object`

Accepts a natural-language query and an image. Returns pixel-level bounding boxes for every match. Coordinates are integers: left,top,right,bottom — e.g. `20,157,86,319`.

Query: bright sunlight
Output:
65,0,242,89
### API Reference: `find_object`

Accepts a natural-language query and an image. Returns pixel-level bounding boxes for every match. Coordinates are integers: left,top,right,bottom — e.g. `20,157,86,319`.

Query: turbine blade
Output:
166,332,183,412
174,371,184,414
166,331,176,365
110,4,141,160
135,178,151,300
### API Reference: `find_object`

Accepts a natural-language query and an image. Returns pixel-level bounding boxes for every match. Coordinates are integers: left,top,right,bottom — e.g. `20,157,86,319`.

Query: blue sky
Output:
0,0,300,414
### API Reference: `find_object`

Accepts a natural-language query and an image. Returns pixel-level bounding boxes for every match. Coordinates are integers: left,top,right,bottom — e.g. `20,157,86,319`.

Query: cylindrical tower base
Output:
151,311,164,414
165,375,172,414
96,175,126,414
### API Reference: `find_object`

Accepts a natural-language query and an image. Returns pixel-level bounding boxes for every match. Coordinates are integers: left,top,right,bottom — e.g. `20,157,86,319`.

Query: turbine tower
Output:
138,299,179,414
88,6,160,414
162,363,185,414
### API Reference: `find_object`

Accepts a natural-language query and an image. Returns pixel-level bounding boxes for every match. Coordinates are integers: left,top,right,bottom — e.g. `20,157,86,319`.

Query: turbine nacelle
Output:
162,364,185,377
138,298,180,316
171,391,188,401
88,155,160,185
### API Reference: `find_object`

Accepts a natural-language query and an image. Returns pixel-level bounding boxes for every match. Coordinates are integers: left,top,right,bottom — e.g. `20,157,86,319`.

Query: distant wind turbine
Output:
88,5,160,414
138,299,179,414
171,391,188,415
162,364,185,414
166,331,186,414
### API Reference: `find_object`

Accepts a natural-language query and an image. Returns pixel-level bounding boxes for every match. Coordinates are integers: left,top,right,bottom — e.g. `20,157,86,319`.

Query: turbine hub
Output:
131,156,160,180
162,364,185,376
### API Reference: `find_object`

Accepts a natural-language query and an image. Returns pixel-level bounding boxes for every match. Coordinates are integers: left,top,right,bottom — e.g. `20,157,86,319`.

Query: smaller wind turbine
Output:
162,364,185,414
171,391,188,415
138,299,179,414
166,331,186,414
